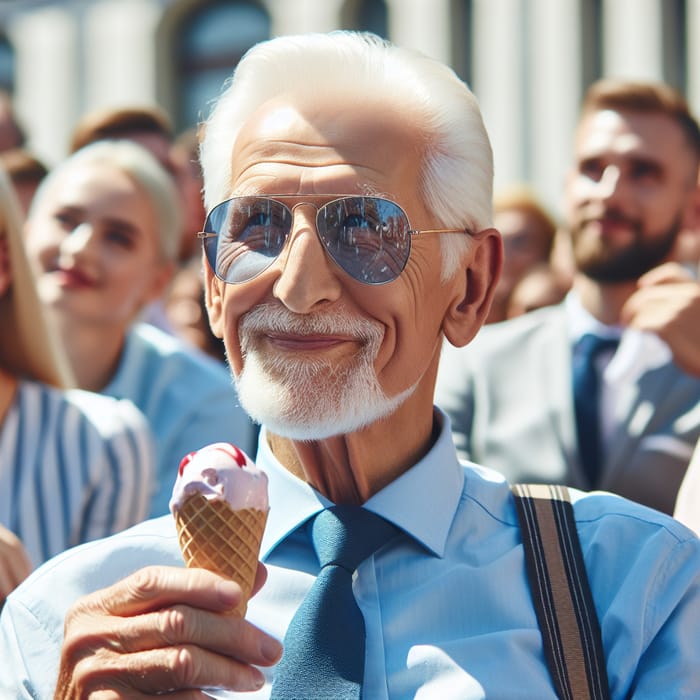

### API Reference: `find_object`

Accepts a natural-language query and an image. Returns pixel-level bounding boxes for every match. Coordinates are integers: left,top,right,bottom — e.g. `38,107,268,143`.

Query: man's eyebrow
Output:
628,154,663,168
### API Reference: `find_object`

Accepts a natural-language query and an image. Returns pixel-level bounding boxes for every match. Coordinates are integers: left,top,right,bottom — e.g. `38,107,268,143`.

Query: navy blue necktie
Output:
270,505,401,699
572,333,619,486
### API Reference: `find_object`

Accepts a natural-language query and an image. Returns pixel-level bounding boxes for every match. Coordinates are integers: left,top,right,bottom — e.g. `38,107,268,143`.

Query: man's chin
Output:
237,375,416,442
252,418,359,442
238,396,391,442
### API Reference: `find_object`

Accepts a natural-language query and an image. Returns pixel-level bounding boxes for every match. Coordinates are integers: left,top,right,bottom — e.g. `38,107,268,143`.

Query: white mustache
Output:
239,303,383,342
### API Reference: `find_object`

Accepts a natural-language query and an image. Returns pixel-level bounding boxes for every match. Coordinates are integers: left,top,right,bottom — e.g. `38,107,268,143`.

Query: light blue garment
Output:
2,411,700,698
0,380,154,567
104,323,258,516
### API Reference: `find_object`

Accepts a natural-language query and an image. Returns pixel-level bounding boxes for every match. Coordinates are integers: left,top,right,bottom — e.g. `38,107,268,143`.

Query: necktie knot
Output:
311,505,401,573
575,333,619,364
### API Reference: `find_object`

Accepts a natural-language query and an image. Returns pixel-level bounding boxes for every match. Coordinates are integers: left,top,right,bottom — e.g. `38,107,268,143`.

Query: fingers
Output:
621,281,697,328
80,565,247,617
251,561,268,597
621,278,700,377
636,261,695,287
73,603,281,666
69,644,268,695
68,688,208,700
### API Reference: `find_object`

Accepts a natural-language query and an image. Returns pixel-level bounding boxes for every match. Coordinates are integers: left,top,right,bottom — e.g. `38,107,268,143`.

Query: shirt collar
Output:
258,408,464,560
564,288,671,374
565,289,622,342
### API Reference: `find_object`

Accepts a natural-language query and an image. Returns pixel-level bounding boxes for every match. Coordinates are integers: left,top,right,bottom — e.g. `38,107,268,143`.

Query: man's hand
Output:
55,565,282,698
621,262,700,377
0,524,32,606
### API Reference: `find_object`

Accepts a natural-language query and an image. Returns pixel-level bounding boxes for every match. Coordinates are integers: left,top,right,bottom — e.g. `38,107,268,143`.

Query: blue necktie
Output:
270,505,401,699
572,333,619,486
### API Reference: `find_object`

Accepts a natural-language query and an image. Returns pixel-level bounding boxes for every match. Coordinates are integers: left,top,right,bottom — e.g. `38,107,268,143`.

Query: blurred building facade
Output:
0,0,697,215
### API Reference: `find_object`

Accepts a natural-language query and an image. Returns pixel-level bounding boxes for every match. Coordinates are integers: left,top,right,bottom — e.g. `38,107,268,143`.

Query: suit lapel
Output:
540,307,580,475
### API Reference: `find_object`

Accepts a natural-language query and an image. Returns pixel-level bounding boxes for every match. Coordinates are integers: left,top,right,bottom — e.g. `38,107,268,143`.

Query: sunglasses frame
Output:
198,194,470,285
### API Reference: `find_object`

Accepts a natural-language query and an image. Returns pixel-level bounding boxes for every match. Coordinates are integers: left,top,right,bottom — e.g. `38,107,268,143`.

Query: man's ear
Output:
442,227,503,348
203,254,224,339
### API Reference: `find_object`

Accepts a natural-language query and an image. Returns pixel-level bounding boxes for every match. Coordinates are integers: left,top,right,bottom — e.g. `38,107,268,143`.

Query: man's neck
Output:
573,273,637,326
266,384,438,506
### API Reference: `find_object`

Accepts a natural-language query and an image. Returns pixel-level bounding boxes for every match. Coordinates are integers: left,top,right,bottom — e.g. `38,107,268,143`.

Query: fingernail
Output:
261,636,283,662
251,668,265,689
216,579,240,606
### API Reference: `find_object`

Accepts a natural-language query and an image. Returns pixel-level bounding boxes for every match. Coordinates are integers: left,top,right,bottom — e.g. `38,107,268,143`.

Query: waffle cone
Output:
174,492,268,616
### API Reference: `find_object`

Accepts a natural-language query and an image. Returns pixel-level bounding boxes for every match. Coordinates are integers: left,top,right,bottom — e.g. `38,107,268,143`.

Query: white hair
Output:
30,139,182,262
199,31,493,280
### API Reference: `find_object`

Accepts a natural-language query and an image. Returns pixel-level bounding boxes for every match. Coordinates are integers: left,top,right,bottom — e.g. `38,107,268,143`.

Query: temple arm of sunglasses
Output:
197,232,217,239
410,228,473,236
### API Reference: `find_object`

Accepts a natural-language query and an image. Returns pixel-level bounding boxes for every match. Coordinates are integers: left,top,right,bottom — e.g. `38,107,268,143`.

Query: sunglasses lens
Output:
204,197,291,283
317,197,411,284
203,196,412,285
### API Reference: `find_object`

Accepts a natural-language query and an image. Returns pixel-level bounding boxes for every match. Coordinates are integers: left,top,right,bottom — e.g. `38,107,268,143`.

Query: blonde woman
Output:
25,140,257,516
0,165,154,604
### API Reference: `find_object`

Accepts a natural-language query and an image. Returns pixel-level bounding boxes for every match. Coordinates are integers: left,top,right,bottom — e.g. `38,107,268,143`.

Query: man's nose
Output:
271,206,342,313
593,164,624,200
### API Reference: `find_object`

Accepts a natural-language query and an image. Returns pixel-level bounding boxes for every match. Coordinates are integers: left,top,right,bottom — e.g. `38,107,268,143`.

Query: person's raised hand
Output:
0,523,32,606
621,261,700,377
55,564,281,698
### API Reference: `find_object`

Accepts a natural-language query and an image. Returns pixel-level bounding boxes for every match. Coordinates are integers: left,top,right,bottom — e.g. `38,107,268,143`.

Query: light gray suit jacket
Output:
435,304,700,514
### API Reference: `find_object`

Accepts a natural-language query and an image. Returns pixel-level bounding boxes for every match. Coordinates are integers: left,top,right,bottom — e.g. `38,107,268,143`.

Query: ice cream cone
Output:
174,492,268,616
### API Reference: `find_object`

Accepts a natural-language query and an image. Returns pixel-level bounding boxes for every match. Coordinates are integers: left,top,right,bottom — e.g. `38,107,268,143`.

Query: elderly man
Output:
2,33,700,699
437,79,700,514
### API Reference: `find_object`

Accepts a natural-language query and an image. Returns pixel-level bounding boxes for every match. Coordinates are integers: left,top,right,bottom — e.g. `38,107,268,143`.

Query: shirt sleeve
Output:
619,534,700,697
0,598,60,698
575,496,700,698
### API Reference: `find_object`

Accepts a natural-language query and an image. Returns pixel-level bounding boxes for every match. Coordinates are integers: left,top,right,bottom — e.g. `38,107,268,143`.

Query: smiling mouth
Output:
52,267,97,289
582,216,635,236
264,332,361,353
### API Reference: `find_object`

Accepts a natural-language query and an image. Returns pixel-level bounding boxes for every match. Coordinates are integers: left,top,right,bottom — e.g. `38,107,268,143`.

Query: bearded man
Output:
437,79,700,514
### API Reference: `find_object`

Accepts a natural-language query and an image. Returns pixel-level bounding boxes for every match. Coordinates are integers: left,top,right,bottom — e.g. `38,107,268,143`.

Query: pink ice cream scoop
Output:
169,442,269,513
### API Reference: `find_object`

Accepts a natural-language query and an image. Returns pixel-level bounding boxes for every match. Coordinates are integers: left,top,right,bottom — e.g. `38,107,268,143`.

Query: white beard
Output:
235,303,415,440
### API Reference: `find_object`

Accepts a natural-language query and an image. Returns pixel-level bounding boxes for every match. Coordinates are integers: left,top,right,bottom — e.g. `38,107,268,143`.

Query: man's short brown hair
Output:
580,79,700,163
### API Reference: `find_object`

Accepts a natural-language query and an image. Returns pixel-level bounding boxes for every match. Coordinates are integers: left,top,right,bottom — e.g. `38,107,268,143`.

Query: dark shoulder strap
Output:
511,483,611,700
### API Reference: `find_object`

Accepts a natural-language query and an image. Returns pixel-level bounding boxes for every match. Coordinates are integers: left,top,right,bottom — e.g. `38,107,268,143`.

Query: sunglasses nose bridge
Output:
284,200,326,250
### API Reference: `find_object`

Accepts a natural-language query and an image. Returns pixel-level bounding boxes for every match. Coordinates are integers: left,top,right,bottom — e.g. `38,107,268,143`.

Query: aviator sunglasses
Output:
199,195,471,285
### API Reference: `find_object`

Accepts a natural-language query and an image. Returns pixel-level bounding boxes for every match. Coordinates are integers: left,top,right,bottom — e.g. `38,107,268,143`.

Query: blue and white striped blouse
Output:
0,380,154,567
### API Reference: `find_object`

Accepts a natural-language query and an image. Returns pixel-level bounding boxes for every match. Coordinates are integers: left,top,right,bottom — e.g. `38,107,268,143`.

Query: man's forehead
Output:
229,97,422,192
575,108,686,159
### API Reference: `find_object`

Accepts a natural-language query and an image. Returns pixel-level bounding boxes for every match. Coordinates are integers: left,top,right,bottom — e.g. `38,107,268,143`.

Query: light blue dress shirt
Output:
2,411,700,698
